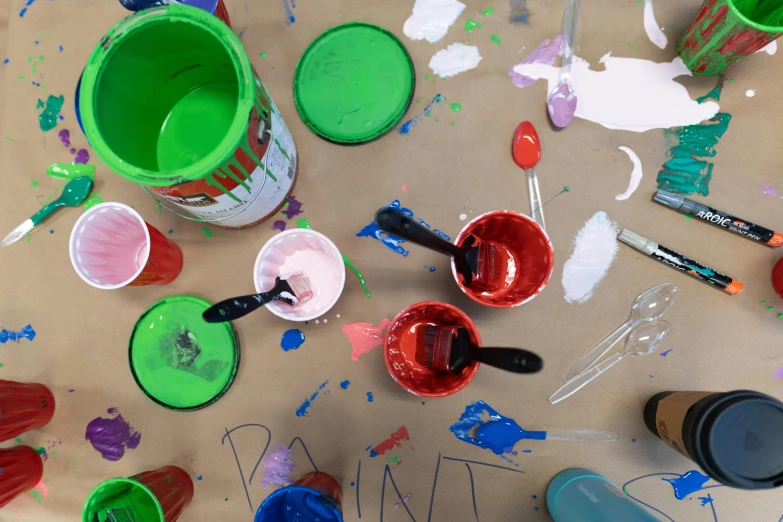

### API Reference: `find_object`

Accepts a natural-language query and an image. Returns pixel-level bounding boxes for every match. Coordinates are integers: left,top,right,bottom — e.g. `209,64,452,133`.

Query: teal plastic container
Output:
546,468,660,522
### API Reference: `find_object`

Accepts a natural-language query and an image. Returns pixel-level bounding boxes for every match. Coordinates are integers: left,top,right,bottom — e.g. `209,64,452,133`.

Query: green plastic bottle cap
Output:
129,295,240,411
293,22,415,144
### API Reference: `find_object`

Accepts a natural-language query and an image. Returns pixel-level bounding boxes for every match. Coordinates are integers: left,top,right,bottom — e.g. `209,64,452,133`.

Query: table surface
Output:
1,0,782,520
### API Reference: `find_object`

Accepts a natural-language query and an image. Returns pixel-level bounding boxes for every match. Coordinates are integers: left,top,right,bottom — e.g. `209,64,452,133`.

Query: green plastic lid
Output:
293,22,415,144
129,295,240,411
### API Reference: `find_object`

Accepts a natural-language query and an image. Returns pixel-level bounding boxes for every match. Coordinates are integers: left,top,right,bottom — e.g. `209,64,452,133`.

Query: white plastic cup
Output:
69,202,183,289
254,229,345,321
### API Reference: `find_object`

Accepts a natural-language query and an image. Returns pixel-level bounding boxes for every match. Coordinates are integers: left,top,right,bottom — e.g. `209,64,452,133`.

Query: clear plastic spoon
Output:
563,283,677,382
550,320,670,404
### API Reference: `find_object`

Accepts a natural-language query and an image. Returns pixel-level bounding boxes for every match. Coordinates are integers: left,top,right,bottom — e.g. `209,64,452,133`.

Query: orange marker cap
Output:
767,232,783,248
725,280,744,295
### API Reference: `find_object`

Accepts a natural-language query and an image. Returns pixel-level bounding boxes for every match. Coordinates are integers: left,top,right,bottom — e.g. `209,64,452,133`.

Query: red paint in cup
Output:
384,301,482,397
451,210,554,308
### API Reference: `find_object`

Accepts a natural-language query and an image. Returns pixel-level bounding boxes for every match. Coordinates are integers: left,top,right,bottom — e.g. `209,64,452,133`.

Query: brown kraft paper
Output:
656,391,716,458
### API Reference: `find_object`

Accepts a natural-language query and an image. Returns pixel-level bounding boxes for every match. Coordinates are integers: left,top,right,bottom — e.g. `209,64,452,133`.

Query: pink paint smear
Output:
509,35,563,88
343,319,391,361
773,367,783,380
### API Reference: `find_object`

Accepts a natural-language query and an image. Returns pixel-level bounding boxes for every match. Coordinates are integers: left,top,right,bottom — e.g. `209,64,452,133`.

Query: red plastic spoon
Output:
512,121,545,231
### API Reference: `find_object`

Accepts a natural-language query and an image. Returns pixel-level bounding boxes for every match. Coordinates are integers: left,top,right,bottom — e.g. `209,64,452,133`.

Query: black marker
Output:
618,229,743,295
653,189,783,247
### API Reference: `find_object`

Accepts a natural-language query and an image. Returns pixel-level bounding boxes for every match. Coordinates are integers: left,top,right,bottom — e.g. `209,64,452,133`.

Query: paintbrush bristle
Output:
282,272,314,304
415,326,457,373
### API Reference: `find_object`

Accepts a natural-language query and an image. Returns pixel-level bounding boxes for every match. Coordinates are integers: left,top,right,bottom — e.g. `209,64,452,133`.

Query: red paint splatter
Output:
369,426,410,457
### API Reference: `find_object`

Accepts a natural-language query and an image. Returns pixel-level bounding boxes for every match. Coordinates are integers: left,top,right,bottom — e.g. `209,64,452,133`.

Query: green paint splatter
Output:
451,121,456,126
14,437,22,444
669,22,675,27
47,162,95,180
465,19,483,32
31,490,42,504
778,313,782,319
296,218,311,229
728,78,734,83
482,7,494,15
696,85,722,103
52,451,57,456
168,229,174,234
38,94,64,132
259,52,267,58
30,180,39,188
35,446,45,455
624,486,630,494
417,98,422,103
201,227,213,238
769,306,774,312
684,214,693,220
435,117,440,122
762,300,767,305
225,498,229,501
342,253,371,298
83,194,104,211
4,136,12,142
36,99,44,109
389,455,400,463
25,234,31,243
564,186,570,192
450,102,461,112
626,42,637,54
491,33,501,44
271,66,276,70
166,477,172,483
424,75,430,80
249,322,255,326
157,200,162,214
0,363,3,367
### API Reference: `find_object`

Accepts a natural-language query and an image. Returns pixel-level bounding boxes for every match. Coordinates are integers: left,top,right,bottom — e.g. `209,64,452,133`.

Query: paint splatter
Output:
369,426,410,457
400,94,446,135
450,102,462,112
282,0,295,24
340,380,351,389
366,392,374,402
429,43,482,78
509,0,530,24
699,494,714,507
58,129,70,148
403,0,466,43
261,443,295,489
19,0,36,17
342,319,391,361
38,95,65,132
342,254,371,298
272,220,287,232
282,195,303,219
281,329,305,351
465,19,482,32
83,195,104,211
357,200,449,255
0,325,36,344
773,367,783,380
643,0,668,49
615,146,644,200
201,227,213,238
756,41,778,55
746,89,756,97
47,163,95,180
662,470,710,500
85,408,142,462
74,149,90,164
491,33,501,44
509,36,563,88
394,492,412,508
762,184,778,197
295,381,329,417
259,52,267,58
659,349,674,357
562,211,620,304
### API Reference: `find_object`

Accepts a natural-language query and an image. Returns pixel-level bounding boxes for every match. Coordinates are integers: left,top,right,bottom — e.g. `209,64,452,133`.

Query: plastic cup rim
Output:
82,476,164,522
725,0,783,32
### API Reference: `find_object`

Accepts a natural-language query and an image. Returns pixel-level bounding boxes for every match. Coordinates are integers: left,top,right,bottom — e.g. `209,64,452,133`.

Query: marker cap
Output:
768,232,783,248
725,280,744,295
653,189,696,214
618,229,658,255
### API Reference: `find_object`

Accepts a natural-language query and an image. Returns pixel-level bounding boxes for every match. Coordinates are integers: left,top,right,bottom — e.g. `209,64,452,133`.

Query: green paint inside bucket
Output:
79,4,255,187
82,478,162,522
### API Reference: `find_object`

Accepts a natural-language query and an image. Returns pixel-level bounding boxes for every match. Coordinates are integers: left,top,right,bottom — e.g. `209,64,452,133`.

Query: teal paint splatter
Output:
38,95,64,132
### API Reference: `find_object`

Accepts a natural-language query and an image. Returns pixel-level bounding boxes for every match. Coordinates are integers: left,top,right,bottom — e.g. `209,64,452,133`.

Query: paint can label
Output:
150,77,297,228
655,391,715,459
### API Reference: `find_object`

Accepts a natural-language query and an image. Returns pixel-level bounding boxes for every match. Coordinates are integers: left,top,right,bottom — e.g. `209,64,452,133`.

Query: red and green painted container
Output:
79,4,297,228
678,0,783,75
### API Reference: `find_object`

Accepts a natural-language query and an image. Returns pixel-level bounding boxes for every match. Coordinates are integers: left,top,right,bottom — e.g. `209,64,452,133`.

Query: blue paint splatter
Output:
19,0,36,17
660,349,674,357
350,481,355,487
282,0,295,24
449,400,540,457
364,445,372,451
196,475,203,481
366,392,374,402
281,329,305,351
662,470,711,500
295,380,329,417
0,325,36,344
632,438,637,443
58,45,63,53
509,0,530,24
49,229,54,234
521,449,532,453
533,507,539,511
429,266,436,272
357,200,450,256
531,494,537,499
399,94,445,135
340,380,351,390
2,59,8,65
699,494,714,507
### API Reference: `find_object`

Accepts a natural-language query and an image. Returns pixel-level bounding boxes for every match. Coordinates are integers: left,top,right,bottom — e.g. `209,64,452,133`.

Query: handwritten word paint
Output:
342,319,391,361
0,325,36,343
369,426,410,458
84,408,142,461
295,380,329,417
357,200,450,256
280,329,305,351
400,94,446,135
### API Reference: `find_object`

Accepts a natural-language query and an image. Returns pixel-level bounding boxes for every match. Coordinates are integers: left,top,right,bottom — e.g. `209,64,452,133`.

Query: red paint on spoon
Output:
512,121,541,169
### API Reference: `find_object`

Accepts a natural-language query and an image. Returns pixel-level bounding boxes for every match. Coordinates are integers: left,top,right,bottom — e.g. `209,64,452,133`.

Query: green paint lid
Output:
293,22,415,144
129,295,240,411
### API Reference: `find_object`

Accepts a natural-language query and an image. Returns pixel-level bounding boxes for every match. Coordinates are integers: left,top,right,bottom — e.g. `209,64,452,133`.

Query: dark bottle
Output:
644,390,783,490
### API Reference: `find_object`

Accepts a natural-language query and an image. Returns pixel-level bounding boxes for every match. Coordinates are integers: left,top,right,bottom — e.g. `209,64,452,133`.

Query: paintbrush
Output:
416,326,543,374
202,272,313,323
375,208,496,287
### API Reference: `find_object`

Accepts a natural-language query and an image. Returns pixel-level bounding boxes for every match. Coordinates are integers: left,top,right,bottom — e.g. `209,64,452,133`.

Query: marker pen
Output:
618,229,743,295
653,189,783,247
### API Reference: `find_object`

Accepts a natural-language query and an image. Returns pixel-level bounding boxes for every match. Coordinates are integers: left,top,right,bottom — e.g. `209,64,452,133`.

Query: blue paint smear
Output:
68,389,75,393
281,329,305,351
399,94,445,135
19,0,35,17
295,380,329,417
196,475,203,481
282,0,295,24
0,325,36,344
2,59,8,65
366,392,374,403
660,349,674,357
58,45,63,52
364,445,372,451
521,449,532,453
699,494,714,507
356,200,450,256
340,380,351,390
429,266,436,272
662,470,711,500
449,400,543,456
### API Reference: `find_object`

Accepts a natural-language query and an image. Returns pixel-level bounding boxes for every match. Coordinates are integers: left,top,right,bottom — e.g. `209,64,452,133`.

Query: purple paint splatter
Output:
262,443,296,489
763,184,778,197
773,367,783,380
282,195,303,219
85,408,142,462
58,129,70,148
73,149,89,164
509,35,563,88
0,325,36,344
272,220,287,232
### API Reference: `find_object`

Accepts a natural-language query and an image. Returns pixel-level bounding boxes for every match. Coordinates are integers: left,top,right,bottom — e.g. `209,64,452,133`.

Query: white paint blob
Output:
336,314,341,318
562,211,620,304
459,213,467,220
429,43,482,78
403,0,466,43
643,0,668,49
510,52,720,132
746,89,756,97
756,41,777,55
615,146,644,201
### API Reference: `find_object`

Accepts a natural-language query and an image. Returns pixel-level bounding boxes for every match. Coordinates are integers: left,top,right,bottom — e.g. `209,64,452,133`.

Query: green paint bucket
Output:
79,4,297,228
128,295,240,411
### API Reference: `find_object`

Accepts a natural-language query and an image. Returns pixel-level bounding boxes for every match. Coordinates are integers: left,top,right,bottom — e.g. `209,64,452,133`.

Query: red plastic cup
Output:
69,202,183,289
0,446,44,508
384,301,482,397
132,466,194,521
0,380,55,443
255,471,343,521
772,257,783,299
451,210,554,308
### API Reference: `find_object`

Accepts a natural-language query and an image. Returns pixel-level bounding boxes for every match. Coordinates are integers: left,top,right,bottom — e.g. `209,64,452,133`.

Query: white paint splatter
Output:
615,146,643,201
459,213,467,220
429,43,482,78
643,0,668,49
756,41,777,55
510,52,719,132
403,0,466,43
746,89,756,97
562,211,620,304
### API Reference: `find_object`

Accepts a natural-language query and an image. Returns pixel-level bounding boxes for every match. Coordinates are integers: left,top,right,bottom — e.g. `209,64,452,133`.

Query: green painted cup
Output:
678,0,783,75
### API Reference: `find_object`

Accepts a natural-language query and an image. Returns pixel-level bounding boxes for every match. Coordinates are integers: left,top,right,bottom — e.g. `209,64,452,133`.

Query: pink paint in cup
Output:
254,229,345,321
451,210,554,308
69,202,183,289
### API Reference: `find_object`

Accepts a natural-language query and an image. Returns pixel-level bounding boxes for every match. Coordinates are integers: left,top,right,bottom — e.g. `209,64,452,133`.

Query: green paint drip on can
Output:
465,19,482,32
47,163,95,181
38,95,64,132
342,253,371,298
450,102,462,112
491,33,501,44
